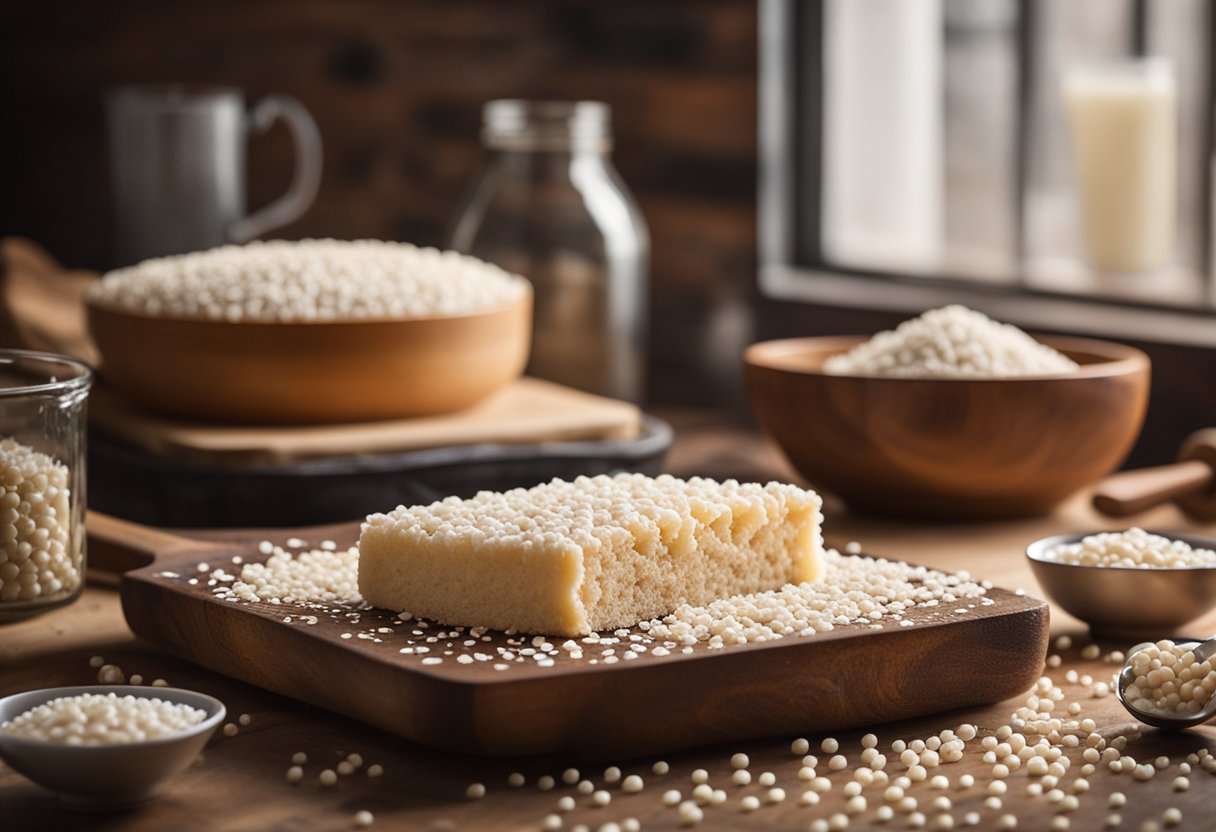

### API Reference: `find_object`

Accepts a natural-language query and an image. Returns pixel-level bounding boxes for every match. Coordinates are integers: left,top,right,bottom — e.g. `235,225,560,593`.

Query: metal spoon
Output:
1116,637,1216,729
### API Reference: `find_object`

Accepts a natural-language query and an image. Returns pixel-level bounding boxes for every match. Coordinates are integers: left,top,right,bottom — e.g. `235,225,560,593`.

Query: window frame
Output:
757,0,1216,348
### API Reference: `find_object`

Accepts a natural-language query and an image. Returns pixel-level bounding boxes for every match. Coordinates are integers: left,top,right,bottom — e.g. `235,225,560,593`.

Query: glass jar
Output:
449,100,650,404
0,350,92,622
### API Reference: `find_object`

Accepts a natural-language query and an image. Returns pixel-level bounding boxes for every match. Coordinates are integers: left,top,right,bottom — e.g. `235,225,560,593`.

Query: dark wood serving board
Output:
90,512,1050,759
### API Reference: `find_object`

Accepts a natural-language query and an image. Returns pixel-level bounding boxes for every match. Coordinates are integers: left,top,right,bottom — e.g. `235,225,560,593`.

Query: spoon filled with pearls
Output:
1116,637,1216,730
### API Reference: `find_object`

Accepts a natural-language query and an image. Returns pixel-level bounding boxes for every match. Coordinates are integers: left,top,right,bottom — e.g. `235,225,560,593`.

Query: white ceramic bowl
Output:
0,685,225,810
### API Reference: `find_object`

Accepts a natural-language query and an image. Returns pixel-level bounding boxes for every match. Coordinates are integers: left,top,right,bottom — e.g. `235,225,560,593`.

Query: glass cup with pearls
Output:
0,350,92,622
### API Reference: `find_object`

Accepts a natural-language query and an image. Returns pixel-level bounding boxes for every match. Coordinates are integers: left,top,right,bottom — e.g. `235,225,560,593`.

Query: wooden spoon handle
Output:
86,511,210,580
1092,459,1213,518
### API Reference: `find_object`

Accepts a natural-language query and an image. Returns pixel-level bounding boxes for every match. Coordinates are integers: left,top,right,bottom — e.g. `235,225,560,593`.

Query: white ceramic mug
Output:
106,85,322,266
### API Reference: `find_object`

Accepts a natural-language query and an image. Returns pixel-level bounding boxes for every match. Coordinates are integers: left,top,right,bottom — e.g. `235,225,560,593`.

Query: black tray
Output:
89,415,672,528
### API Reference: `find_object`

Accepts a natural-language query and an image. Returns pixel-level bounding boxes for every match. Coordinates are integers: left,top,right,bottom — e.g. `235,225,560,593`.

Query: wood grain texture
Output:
745,335,1151,519
4,414,1216,830
89,513,1047,757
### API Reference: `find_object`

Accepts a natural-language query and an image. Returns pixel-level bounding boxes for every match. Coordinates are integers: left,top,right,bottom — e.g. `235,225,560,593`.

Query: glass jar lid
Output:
482,100,612,152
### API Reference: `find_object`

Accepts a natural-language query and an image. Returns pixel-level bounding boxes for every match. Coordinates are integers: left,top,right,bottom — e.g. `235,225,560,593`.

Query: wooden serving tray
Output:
91,513,1049,759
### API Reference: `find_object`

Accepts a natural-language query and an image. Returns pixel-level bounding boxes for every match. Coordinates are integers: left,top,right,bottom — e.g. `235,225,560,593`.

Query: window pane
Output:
817,0,1018,282
1023,0,1206,305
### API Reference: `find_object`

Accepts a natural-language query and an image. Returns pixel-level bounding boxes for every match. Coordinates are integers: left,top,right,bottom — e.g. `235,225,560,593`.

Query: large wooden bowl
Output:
87,297,531,424
745,336,1150,520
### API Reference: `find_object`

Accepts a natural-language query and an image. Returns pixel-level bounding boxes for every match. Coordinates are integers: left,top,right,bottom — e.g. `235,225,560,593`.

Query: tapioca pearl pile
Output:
88,239,530,323
229,543,361,604
645,552,988,647
1,692,207,745
1041,527,1216,569
1124,640,1216,716
0,436,75,603
823,305,1078,379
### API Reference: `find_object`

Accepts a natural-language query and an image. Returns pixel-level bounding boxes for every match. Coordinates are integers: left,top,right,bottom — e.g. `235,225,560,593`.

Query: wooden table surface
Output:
4,410,1216,830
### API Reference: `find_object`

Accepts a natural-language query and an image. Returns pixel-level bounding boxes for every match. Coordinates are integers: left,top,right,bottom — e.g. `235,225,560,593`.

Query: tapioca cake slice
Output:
358,473,823,637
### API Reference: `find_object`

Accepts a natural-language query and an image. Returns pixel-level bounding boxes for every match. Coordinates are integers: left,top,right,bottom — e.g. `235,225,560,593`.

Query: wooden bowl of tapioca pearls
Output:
745,335,1149,520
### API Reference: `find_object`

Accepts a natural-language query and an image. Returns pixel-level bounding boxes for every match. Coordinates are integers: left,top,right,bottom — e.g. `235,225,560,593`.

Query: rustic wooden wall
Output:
0,0,759,406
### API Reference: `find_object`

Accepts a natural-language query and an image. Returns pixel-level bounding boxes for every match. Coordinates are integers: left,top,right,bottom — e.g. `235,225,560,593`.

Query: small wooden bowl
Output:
87,297,531,424
745,335,1150,520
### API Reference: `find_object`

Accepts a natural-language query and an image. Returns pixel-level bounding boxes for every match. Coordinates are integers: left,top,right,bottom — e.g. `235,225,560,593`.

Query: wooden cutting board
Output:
89,377,642,467
91,513,1049,759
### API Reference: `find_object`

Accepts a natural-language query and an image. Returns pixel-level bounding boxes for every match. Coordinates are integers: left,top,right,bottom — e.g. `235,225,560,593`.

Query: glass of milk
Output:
1062,58,1177,276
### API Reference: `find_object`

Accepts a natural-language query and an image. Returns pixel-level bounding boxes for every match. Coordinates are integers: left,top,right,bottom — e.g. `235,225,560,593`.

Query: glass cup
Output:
1063,58,1178,276
0,350,92,622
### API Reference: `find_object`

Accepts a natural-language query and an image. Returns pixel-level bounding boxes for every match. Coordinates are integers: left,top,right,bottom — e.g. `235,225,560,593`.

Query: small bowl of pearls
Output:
0,685,225,810
1026,528,1216,636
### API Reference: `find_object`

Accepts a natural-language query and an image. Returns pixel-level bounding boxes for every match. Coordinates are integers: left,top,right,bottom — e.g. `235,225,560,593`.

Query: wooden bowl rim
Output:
85,293,532,330
744,334,1149,381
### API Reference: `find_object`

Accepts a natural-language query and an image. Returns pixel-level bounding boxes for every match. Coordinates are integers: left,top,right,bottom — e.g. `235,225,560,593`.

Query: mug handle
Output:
228,95,322,243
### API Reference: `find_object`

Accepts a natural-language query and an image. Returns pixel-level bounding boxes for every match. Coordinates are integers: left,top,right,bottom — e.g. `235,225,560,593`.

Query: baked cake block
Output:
358,473,823,636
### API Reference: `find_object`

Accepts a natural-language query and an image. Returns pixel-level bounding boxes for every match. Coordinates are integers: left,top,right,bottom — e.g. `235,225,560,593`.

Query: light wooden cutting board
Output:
89,377,642,467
